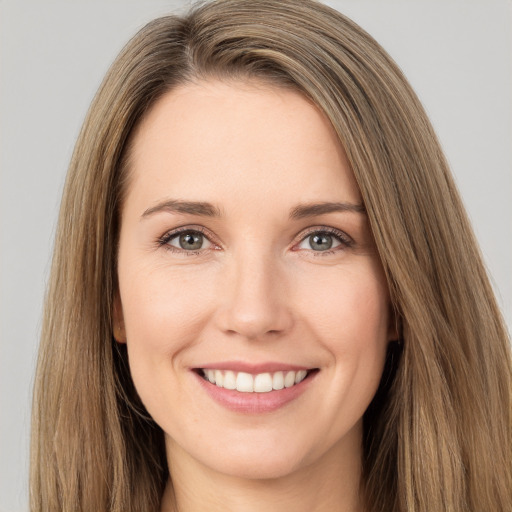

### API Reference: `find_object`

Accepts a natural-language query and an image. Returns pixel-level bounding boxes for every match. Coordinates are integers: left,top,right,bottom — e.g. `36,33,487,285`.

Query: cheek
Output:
118,264,217,417
296,262,390,346
120,261,215,345
297,265,390,406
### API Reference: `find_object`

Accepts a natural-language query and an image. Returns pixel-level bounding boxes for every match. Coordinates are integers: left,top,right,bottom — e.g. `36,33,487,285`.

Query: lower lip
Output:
193,371,317,414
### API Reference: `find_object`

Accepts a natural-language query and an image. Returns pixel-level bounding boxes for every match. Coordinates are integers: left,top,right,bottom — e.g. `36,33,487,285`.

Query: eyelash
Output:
157,225,353,257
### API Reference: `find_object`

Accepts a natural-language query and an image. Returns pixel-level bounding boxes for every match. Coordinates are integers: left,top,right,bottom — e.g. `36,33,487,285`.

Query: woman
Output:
30,0,511,511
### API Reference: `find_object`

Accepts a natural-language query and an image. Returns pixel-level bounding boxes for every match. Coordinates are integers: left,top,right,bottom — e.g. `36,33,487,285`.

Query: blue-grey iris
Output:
309,233,333,251
179,232,203,250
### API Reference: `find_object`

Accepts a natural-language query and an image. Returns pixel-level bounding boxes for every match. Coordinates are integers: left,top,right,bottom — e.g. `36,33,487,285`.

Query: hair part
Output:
31,1,511,511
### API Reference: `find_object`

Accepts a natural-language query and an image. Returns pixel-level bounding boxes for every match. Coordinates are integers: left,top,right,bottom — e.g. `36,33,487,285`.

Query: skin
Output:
114,80,396,512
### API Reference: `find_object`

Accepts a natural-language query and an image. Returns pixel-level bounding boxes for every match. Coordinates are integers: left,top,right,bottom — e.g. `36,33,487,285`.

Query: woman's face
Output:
115,80,395,480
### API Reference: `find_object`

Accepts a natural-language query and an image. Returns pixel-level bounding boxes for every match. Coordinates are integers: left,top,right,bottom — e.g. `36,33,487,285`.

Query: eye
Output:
161,229,213,252
301,232,340,251
295,228,351,253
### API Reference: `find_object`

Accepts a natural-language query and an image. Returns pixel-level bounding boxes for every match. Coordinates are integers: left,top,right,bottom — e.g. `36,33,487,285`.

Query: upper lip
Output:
194,361,313,373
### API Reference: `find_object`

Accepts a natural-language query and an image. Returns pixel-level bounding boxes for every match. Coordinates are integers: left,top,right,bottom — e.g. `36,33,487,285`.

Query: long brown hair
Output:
31,1,511,510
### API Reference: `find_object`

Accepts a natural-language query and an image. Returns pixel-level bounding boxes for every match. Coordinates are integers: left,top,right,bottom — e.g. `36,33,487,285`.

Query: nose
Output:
214,250,294,341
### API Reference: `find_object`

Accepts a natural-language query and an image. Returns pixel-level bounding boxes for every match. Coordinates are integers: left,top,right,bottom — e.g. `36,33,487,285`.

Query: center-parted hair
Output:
31,1,511,511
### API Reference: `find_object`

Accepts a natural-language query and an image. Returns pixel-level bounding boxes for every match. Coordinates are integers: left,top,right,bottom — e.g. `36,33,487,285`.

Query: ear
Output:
112,291,127,343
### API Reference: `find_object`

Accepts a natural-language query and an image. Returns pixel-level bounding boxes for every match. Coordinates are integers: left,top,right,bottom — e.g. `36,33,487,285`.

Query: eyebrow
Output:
289,201,366,219
142,199,223,218
141,199,366,220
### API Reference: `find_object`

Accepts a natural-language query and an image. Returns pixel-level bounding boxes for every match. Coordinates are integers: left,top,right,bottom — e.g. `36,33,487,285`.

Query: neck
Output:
160,430,364,512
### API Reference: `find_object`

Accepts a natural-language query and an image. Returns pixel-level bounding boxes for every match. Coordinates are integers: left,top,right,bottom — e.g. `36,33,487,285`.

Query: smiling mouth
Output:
196,368,318,393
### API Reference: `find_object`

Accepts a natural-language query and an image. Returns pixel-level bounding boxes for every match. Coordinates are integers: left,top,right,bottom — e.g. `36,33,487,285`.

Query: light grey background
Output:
1,1,510,511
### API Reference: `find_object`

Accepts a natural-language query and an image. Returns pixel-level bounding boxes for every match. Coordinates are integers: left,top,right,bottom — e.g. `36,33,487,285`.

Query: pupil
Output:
179,232,202,250
310,233,332,251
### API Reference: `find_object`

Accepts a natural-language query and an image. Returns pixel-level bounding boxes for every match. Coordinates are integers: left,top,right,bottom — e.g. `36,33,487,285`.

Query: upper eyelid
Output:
293,226,353,246
161,225,217,242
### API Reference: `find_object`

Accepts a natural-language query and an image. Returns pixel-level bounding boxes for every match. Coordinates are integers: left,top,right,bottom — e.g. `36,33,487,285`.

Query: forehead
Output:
125,80,361,214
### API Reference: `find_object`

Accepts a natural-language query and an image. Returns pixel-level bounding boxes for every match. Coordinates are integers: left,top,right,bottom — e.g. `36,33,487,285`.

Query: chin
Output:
212,452,305,481
168,430,311,482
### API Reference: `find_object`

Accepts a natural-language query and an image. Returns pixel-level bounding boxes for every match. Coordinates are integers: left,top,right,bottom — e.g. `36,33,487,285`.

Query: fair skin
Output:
114,80,395,512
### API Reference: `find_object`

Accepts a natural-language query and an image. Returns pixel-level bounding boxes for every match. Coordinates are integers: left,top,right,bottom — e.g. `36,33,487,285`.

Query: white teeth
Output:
284,371,296,388
272,371,284,390
223,370,236,390
236,372,254,392
295,370,307,384
253,373,273,393
201,369,310,393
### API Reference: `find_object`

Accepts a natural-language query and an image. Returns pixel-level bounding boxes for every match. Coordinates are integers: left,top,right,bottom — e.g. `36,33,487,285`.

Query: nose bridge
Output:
217,244,292,340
